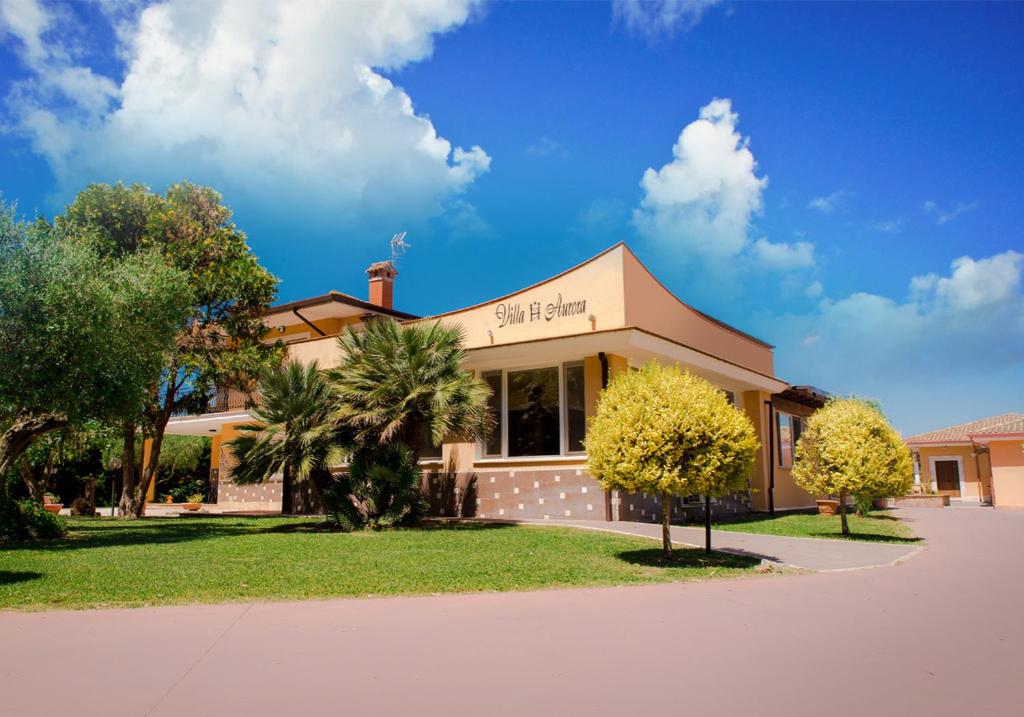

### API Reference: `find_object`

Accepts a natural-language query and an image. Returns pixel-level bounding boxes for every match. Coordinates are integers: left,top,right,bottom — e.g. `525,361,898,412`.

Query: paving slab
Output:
1,507,1020,717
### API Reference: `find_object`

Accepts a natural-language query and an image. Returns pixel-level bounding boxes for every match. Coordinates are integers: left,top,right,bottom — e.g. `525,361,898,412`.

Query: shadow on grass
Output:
0,570,43,585
0,515,521,553
0,518,280,553
617,548,761,570
806,531,921,544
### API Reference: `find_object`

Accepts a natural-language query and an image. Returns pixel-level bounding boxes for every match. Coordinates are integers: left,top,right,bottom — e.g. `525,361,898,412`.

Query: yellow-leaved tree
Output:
791,398,913,535
586,362,759,557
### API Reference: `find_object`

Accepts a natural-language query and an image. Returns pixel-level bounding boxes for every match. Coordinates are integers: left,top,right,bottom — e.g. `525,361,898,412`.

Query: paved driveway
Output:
2,508,1021,717
520,517,922,570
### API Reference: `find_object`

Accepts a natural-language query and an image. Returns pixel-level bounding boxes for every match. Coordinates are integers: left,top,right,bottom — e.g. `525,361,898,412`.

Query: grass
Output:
0,517,763,611
708,510,919,543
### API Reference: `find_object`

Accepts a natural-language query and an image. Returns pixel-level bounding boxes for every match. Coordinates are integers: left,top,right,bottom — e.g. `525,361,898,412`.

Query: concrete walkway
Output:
519,517,923,571
2,507,1021,717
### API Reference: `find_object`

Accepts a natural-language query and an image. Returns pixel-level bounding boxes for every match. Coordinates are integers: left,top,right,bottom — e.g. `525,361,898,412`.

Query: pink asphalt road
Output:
2,507,1021,717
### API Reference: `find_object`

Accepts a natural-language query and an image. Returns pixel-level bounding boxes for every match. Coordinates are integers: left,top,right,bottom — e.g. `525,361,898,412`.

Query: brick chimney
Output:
366,260,397,310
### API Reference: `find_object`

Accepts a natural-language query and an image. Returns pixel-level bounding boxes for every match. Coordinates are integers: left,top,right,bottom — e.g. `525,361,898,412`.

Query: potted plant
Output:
182,493,204,511
816,498,840,516
43,493,63,514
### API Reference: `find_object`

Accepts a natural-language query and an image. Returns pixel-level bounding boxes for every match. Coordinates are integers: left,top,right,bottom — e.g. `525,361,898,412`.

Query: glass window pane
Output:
565,363,586,453
777,413,793,467
508,367,560,456
792,416,803,458
483,371,502,456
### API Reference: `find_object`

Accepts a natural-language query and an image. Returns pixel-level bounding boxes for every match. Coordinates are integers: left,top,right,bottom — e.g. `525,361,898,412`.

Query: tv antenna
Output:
390,232,411,264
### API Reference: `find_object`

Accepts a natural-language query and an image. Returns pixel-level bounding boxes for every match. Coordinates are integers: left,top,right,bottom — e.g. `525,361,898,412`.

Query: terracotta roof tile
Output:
905,413,1024,444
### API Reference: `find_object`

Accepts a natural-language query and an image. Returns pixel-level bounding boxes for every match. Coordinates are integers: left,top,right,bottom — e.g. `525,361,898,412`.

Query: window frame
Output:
776,411,805,468
476,361,590,460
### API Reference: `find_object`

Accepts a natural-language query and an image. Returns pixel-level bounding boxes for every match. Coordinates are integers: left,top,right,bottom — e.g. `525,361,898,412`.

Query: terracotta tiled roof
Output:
905,413,1024,444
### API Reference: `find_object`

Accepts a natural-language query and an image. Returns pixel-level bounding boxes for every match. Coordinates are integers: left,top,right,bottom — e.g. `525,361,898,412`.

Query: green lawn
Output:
708,511,918,543
0,517,762,611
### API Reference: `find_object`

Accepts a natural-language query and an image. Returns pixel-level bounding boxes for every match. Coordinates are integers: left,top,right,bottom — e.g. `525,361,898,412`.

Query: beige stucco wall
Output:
916,445,990,500
769,397,817,511
621,247,774,376
989,439,1024,508
420,245,627,350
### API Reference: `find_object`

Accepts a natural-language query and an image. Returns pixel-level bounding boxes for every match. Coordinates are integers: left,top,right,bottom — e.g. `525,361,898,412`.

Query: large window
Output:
508,367,561,456
776,412,804,468
482,371,502,457
564,363,586,453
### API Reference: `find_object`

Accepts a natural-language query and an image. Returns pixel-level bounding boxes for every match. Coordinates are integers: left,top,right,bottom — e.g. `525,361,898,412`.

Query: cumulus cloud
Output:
807,188,852,214
768,250,1024,397
613,0,721,40
751,238,816,271
633,98,768,261
923,199,977,225
2,0,489,228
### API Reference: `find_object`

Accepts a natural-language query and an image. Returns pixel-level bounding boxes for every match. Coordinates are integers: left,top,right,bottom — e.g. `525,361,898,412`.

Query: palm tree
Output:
228,360,350,514
327,319,492,464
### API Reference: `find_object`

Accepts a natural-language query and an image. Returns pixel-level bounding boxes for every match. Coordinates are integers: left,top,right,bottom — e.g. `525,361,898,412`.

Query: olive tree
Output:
0,201,191,494
586,362,759,557
791,397,913,535
57,182,280,516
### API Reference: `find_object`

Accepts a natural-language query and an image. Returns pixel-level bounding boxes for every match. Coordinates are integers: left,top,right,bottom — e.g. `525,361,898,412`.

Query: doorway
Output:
934,459,962,497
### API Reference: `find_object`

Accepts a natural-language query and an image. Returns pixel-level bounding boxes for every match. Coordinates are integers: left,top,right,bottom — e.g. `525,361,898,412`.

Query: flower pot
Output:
43,503,63,514
816,499,840,516
182,503,203,511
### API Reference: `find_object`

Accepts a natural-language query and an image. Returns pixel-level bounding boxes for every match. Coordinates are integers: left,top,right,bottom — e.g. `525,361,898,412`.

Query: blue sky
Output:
1,0,1022,434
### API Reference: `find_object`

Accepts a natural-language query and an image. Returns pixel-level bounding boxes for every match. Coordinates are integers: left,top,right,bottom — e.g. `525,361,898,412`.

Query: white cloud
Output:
911,251,1022,312
751,238,815,271
2,0,489,228
769,249,1024,395
923,199,977,225
807,188,851,214
805,280,823,298
613,0,721,40
633,98,768,261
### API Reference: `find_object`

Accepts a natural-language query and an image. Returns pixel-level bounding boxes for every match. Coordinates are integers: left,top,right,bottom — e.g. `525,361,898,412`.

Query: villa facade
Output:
906,413,1024,508
163,243,826,522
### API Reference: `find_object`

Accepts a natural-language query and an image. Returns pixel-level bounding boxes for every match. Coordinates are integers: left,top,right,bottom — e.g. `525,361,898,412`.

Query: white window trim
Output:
477,362,586,462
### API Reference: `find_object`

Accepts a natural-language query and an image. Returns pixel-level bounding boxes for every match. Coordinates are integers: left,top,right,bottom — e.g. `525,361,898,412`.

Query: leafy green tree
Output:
586,363,759,557
792,397,913,535
57,182,280,516
0,201,191,496
328,319,492,465
228,361,350,513
323,442,428,531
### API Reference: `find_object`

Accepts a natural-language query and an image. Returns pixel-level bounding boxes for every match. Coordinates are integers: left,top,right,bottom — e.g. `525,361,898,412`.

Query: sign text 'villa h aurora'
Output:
494,293,588,329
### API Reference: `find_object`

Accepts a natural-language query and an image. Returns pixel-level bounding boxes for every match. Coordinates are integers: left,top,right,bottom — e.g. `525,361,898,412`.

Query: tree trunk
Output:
661,492,673,559
127,379,178,518
704,494,712,555
18,456,46,503
0,412,67,483
839,490,850,535
118,421,140,516
281,462,294,515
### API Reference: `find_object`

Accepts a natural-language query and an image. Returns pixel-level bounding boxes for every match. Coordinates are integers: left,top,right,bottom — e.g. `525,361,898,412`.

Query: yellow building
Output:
165,243,826,521
906,413,1024,508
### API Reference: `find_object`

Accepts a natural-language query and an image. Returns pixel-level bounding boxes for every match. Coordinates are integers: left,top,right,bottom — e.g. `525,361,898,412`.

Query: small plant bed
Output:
0,517,763,611
705,511,919,543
